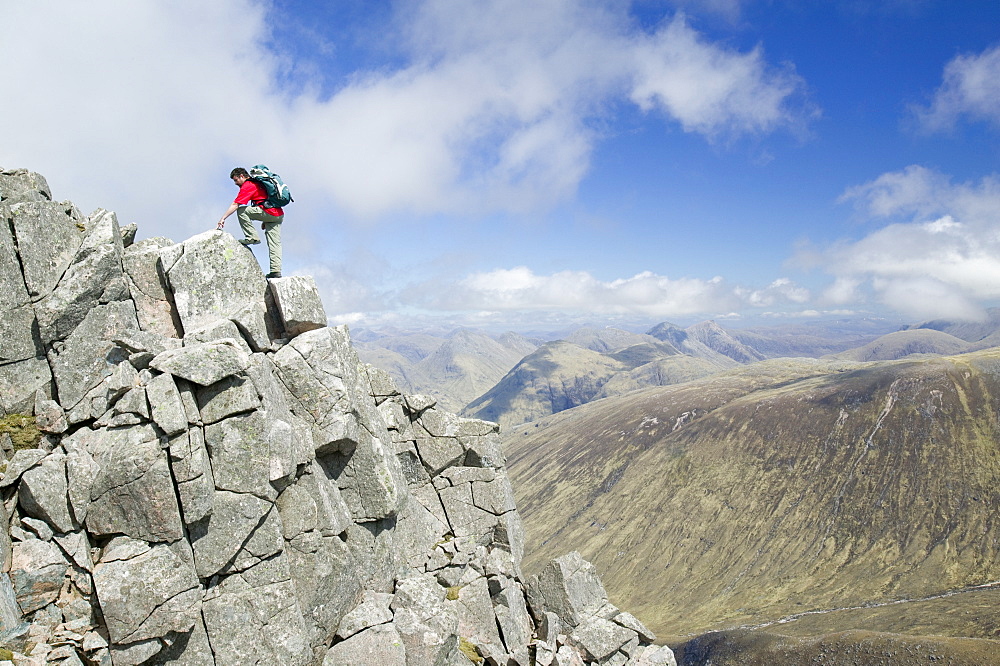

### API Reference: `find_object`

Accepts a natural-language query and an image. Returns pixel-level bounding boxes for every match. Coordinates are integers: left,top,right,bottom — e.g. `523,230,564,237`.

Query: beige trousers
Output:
237,205,283,274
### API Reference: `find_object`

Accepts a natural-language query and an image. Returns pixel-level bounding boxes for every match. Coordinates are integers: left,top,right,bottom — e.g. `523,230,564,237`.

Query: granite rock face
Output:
0,168,670,665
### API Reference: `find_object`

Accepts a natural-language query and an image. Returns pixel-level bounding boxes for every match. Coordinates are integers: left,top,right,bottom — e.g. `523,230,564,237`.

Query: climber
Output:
217,167,283,278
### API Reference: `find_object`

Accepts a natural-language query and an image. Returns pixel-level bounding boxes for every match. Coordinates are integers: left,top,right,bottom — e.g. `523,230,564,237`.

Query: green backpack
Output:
248,164,293,209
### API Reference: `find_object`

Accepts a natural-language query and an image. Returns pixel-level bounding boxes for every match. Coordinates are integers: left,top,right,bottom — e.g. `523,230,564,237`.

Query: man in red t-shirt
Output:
217,167,284,278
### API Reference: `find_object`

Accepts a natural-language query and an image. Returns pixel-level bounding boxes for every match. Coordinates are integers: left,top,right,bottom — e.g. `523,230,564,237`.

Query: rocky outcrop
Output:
0,168,669,665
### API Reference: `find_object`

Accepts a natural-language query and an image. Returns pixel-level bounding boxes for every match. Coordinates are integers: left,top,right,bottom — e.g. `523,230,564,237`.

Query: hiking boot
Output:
266,272,281,279
239,239,261,246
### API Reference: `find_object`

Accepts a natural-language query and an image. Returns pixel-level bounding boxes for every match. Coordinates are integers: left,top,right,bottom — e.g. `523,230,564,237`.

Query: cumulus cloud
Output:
1,0,809,236
408,266,810,318
813,166,1000,320
629,16,806,137
913,44,1000,132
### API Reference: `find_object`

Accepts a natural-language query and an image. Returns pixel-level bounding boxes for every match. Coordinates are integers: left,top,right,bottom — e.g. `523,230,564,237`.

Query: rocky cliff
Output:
0,168,672,666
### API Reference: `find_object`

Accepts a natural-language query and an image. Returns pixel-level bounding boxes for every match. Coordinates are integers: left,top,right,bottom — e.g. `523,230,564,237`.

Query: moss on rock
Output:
0,413,41,451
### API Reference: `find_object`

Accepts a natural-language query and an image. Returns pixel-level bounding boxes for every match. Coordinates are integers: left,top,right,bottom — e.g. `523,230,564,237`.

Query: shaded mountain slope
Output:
828,328,970,361
909,306,1000,342
562,327,664,353
411,328,538,412
463,338,729,427
463,341,627,427
505,349,1000,643
674,628,1000,666
357,328,538,412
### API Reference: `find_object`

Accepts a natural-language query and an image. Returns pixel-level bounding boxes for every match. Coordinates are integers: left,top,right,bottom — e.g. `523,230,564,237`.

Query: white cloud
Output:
412,266,809,318
813,166,1000,320
736,278,810,307
0,0,810,237
914,44,1000,132
629,15,806,137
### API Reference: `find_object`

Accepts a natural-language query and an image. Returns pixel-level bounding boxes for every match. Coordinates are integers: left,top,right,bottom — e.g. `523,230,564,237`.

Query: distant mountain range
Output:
354,328,539,412
358,313,1000,430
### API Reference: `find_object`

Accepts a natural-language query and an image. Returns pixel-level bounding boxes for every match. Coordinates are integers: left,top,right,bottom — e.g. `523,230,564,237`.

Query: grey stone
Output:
273,326,405,522
396,487,451,569
121,238,182,338
61,431,99,525
492,577,534,657
145,372,187,435
230,301,274,353
630,645,677,666
184,318,253,355
335,590,393,639
196,375,261,425
156,616,216,665
451,576,504,658
554,645,587,666
0,305,41,366
284,529,364,651
437,477,501,541
6,200,83,299
9,538,68,613
0,448,46,488
109,639,162,666
471,470,518,515
176,378,202,424
52,531,93,572
391,575,460,666
188,490,283,578
0,500,9,573
93,540,200,645
66,358,140,425
149,339,250,386
414,437,465,476
323,623,406,666
416,407,495,438
110,386,149,420
463,430,506,469
18,451,75,533
612,610,656,643
20,517,52,541
84,424,185,543
167,428,214,524
48,299,139,411
0,168,52,203
161,230,268,335
111,328,181,356
119,222,137,247
34,209,129,344
204,412,275,499
269,276,327,337
527,552,609,629
569,617,637,662
403,393,436,416
245,353,315,478
277,470,351,542
33,395,67,434
0,357,52,417
0,573,22,636
201,555,311,665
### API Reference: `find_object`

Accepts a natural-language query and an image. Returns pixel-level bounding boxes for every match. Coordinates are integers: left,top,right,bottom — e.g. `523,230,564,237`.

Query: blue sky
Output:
3,0,1000,333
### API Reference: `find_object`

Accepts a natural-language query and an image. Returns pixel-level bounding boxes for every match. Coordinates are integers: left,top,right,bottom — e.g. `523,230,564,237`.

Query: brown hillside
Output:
505,350,1000,644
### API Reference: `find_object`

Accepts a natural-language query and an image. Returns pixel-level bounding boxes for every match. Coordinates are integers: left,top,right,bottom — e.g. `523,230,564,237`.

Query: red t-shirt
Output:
234,180,283,217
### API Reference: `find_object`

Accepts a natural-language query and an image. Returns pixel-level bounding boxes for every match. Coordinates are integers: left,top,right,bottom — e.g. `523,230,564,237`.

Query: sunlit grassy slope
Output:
505,350,1000,647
